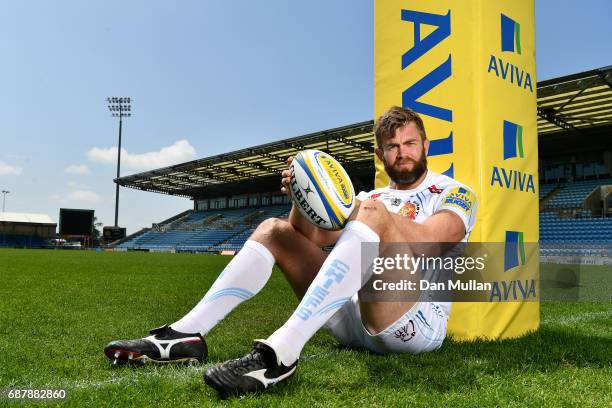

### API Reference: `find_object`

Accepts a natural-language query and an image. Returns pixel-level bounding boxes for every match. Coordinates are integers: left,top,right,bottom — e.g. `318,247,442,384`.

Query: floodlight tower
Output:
1,190,9,212
106,97,131,227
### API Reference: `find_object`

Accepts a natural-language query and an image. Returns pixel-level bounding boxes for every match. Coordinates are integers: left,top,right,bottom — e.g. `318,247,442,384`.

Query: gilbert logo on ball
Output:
290,149,355,230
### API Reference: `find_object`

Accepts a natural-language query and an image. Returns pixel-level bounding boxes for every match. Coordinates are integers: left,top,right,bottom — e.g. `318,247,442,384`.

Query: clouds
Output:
67,181,91,190
65,164,90,175
87,139,196,172
66,190,101,203
50,190,102,203
0,160,23,176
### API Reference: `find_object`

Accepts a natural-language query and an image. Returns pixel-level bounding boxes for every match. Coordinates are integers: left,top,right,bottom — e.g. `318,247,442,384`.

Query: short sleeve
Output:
356,191,370,201
435,186,478,233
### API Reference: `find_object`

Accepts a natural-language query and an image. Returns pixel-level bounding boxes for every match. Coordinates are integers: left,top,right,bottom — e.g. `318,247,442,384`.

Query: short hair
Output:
374,106,427,147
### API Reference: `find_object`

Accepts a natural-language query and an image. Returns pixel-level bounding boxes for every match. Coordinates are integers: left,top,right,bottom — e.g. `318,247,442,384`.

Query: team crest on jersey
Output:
391,198,402,206
428,185,443,194
442,186,474,215
399,201,420,220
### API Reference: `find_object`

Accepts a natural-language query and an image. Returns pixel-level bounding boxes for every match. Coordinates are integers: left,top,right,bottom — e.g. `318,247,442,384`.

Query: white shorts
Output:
324,294,449,355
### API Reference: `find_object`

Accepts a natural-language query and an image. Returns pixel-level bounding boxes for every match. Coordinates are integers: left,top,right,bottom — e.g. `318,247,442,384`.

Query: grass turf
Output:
0,248,610,407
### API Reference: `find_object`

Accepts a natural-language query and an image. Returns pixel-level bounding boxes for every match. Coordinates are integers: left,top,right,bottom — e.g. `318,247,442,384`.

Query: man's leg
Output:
265,199,416,363
204,199,423,395
104,217,326,365
171,218,327,335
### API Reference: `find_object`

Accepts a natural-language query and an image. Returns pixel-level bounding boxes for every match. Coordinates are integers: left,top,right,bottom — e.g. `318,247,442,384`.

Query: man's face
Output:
376,122,429,185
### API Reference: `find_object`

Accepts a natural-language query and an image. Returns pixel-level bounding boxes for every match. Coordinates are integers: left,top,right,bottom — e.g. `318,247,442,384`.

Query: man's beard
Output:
383,153,428,185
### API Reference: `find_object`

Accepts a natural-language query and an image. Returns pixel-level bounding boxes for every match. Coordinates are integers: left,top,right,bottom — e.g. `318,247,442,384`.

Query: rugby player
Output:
104,106,477,396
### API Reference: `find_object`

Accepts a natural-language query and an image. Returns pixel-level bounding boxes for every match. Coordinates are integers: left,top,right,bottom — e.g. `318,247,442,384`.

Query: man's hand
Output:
280,156,293,197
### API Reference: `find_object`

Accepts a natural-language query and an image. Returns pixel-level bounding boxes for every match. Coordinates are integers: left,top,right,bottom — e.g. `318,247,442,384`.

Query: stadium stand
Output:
117,204,291,252
545,178,612,209
0,212,56,249
0,233,48,248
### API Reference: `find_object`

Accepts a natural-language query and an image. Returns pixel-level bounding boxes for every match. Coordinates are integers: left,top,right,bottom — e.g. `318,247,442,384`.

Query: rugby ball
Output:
289,149,355,230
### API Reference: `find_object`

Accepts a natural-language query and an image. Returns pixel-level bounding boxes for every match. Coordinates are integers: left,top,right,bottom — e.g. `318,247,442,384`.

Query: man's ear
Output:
423,139,430,156
375,147,384,162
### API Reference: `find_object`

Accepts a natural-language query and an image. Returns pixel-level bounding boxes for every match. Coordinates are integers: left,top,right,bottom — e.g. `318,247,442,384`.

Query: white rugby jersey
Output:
356,170,478,315
356,170,477,240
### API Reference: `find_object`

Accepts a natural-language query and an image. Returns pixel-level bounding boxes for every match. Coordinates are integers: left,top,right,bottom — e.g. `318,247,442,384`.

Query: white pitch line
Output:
43,353,336,391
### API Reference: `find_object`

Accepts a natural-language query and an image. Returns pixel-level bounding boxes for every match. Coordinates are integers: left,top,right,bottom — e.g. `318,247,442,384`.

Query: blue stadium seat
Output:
117,204,291,252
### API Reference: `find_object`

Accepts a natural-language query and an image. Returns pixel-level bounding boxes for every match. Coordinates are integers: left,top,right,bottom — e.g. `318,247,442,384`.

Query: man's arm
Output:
388,210,466,256
391,210,465,242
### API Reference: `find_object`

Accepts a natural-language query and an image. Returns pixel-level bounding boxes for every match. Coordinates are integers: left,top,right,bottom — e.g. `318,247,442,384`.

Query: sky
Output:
0,0,610,234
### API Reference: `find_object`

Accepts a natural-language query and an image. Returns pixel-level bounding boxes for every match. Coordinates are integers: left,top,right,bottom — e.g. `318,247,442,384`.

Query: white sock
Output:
266,221,380,364
171,240,275,335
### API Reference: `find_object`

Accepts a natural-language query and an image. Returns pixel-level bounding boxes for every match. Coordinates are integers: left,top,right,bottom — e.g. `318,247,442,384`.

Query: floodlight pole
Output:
107,97,131,227
115,109,122,227
1,190,9,212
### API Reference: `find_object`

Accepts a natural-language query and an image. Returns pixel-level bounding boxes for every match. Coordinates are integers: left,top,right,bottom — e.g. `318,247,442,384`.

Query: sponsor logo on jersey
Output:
441,186,473,215
399,201,420,220
370,193,382,199
428,185,443,194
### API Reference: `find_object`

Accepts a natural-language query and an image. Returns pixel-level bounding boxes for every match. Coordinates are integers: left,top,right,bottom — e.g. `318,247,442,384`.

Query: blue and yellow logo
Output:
504,230,526,272
442,186,474,215
503,120,524,160
501,14,521,54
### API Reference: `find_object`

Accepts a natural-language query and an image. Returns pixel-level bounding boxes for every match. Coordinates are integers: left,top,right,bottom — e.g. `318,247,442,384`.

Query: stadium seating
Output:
540,212,612,244
545,178,612,209
117,204,291,252
538,178,612,258
538,182,559,200
0,234,47,248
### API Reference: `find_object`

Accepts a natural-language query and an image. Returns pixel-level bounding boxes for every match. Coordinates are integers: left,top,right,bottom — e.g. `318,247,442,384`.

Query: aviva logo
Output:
503,120,524,160
501,14,521,54
504,230,526,272
487,13,533,92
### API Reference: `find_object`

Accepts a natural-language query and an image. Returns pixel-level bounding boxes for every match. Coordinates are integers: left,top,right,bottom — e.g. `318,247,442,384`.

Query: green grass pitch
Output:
0,249,610,407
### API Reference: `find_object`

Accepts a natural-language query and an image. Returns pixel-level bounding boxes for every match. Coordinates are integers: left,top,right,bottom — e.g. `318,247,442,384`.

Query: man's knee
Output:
252,217,292,241
354,199,390,236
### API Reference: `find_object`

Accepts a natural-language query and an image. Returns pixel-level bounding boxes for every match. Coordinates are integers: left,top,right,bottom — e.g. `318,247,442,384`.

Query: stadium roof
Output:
0,212,56,225
537,65,612,135
117,121,375,198
118,65,612,198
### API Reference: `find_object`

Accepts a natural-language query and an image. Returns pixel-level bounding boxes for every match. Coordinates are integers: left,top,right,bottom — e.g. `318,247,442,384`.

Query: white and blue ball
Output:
289,149,355,230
